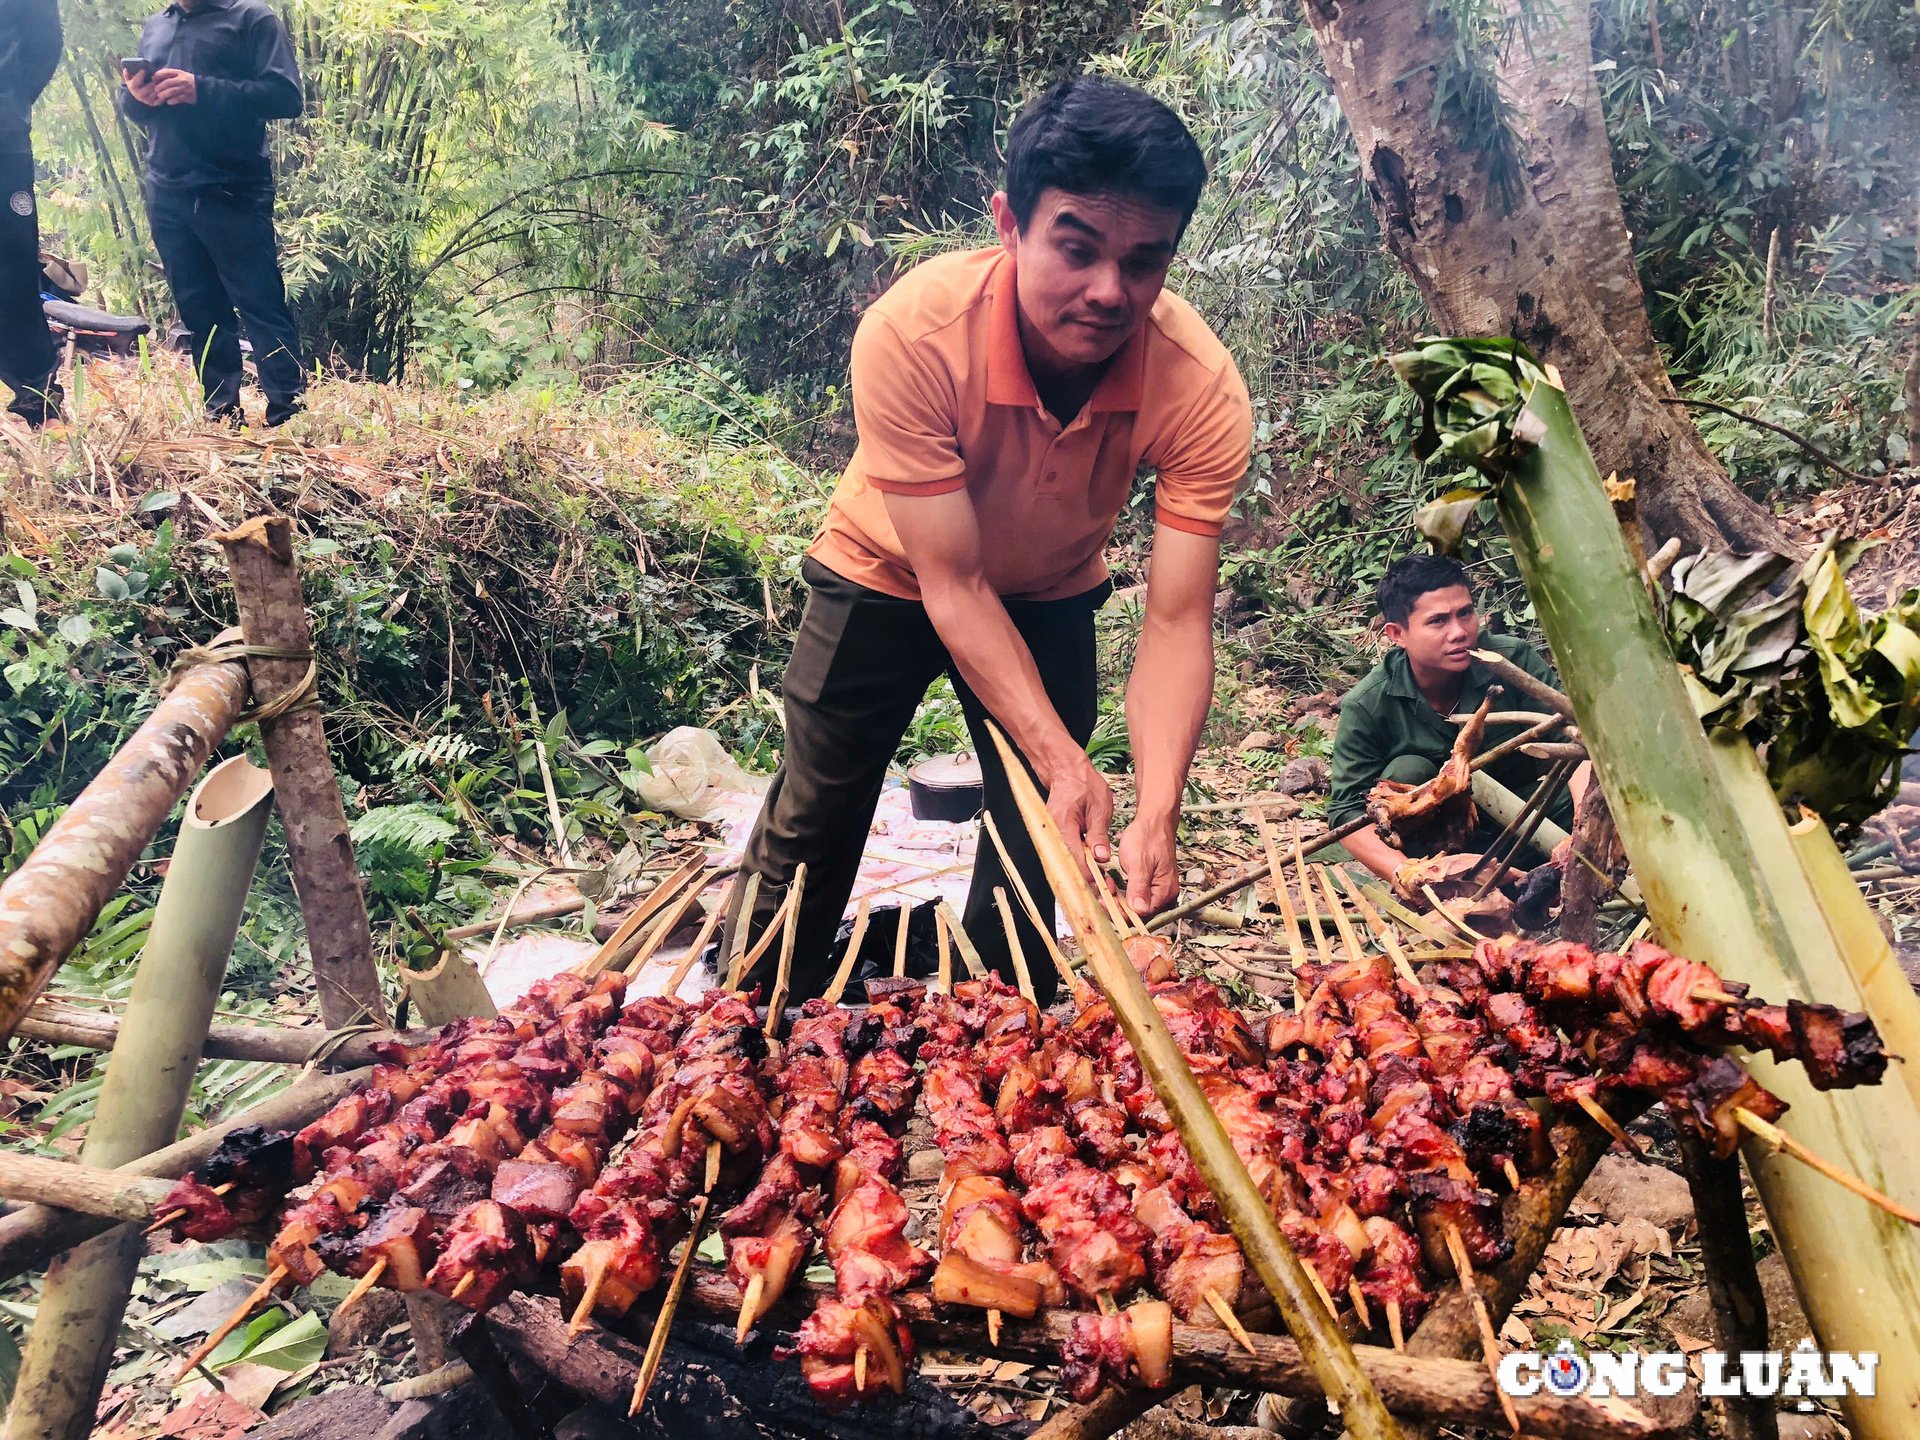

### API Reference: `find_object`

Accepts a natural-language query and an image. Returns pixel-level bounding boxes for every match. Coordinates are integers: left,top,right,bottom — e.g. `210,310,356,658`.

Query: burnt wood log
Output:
1678,1132,1778,1440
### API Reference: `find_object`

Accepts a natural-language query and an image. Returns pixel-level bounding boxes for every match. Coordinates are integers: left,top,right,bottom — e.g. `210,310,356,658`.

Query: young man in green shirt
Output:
1326,553,1573,882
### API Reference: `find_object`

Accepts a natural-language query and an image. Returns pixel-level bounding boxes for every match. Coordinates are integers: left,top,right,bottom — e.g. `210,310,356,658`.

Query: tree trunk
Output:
1299,0,1788,553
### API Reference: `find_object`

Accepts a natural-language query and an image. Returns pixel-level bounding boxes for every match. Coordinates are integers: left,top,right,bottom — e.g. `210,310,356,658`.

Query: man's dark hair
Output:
1004,76,1208,235
1377,553,1473,626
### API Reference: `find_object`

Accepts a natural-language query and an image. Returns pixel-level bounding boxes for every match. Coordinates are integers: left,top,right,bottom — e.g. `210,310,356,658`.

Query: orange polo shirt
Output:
808,247,1252,602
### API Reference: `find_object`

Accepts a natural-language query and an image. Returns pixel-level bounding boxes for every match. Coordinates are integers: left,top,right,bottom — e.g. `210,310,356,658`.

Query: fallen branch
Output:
0,1152,175,1222
15,1004,417,1069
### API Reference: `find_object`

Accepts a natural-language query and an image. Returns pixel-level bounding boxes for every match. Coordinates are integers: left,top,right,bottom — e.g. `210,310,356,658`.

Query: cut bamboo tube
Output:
663,876,735,997
936,900,988,981
176,1264,289,1383
765,864,806,1030
993,889,1035,1003
1252,808,1307,971
12,758,274,1440
630,1195,713,1415
823,898,873,1006
0,653,247,1041
982,722,1405,1440
981,813,1080,999
1443,1224,1519,1434
1292,827,1332,965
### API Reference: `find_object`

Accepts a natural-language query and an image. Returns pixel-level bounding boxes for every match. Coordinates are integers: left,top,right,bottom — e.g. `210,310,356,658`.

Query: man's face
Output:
1385,584,1480,676
990,187,1182,375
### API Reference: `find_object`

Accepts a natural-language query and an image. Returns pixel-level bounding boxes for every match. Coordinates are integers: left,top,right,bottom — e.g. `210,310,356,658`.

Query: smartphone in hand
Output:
121,56,156,77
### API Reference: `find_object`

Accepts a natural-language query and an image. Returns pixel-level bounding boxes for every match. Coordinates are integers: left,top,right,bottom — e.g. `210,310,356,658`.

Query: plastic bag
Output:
632,726,770,820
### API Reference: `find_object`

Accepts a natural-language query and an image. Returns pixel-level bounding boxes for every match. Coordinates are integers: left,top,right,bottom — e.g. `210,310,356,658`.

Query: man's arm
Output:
1118,524,1218,913
883,487,1117,863
18,0,62,105
1325,688,1403,882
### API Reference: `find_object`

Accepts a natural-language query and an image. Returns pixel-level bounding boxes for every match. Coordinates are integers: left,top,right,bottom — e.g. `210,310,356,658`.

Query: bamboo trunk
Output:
1478,367,1920,1437
0,1066,372,1283
6,759,275,1440
215,516,386,1028
1468,771,1571,857
0,657,248,1039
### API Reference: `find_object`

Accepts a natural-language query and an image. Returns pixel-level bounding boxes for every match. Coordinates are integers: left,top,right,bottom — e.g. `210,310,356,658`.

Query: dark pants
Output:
0,148,59,422
726,558,1108,1007
147,182,305,420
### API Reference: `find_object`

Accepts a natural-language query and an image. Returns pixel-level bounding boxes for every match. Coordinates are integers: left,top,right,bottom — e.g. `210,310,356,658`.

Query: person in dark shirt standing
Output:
1,0,63,427
119,0,306,425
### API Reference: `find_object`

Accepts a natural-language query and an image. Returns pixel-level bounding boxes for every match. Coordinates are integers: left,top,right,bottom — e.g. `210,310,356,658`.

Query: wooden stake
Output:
1443,1223,1520,1434
1292,827,1332,965
662,875,736,997
1252,808,1307,971
937,900,989,981
623,867,730,977
722,873,761,990
823,897,872,1006
935,905,953,995
1737,1108,1920,1225
1317,866,1369,964
1205,1288,1257,1354
893,901,911,979
728,886,791,993
981,812,1080,999
630,1194,713,1416
336,1256,389,1318
735,1273,765,1345
1573,1091,1644,1157
175,1264,288,1382
994,888,1035,1004
765,863,806,1034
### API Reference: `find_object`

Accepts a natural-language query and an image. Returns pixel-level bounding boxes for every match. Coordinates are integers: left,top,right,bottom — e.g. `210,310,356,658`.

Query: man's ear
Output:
990,191,1020,253
1382,621,1406,648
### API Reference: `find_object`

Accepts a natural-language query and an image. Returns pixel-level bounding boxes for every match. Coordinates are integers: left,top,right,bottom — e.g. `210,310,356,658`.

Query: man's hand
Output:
1117,813,1179,916
149,68,197,104
1044,750,1114,870
123,67,164,105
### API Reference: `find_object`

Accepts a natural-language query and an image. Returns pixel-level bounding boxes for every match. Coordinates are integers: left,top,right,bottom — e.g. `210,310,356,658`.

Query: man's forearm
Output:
1126,612,1212,826
920,576,1081,781
1342,826,1404,883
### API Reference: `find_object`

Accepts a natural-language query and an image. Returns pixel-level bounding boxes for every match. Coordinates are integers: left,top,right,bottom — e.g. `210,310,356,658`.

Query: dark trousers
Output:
147,182,305,419
726,558,1108,1007
0,149,58,420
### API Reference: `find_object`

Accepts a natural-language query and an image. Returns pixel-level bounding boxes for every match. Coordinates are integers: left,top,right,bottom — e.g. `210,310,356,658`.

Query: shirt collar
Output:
171,0,236,16
1382,644,1495,712
985,252,1147,415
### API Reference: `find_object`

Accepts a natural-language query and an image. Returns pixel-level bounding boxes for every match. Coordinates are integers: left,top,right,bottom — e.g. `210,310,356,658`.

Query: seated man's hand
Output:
1117,814,1179,917
1044,750,1114,871
150,68,198,104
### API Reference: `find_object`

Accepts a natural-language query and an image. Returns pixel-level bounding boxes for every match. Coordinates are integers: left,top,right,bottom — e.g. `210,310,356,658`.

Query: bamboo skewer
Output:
578,859,706,978
854,1344,868,1392
1443,1223,1521,1434
1292,826,1332,965
1347,1278,1372,1330
935,905,953,994
624,868,730,978
1205,1288,1257,1354
705,1139,723,1193
1316,867,1368,964
570,1271,606,1335
1573,1092,1644,1156
630,1193,713,1416
735,1274,765,1344
981,721,1405,1440
893,900,911,979
982,812,1082,1001
451,1272,477,1303
335,1256,388,1318
994,888,1035,1004
721,874,762,991
1736,1108,1920,1225
662,875,736,997
822,897,873,1006
1095,1291,1119,1316
175,1264,288,1382
144,1181,232,1236
937,900,989,981
1385,1300,1404,1352
765,864,806,1034
1252,808,1307,973
728,886,791,992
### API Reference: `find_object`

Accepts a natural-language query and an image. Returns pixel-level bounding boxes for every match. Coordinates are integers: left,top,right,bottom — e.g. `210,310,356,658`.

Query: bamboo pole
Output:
1404,349,1920,1436
0,655,248,1039
215,516,385,1028
0,1065,372,1283
7,758,275,1440
982,724,1404,1440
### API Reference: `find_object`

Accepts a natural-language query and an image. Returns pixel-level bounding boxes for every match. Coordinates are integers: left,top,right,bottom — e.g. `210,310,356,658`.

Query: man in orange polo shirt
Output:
730,76,1251,1004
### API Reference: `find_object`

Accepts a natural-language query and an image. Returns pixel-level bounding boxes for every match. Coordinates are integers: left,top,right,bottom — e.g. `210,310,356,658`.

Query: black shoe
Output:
7,379,64,428
265,396,305,428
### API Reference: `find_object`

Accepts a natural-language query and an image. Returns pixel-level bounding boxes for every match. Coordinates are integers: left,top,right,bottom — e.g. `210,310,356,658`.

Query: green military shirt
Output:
1325,633,1574,832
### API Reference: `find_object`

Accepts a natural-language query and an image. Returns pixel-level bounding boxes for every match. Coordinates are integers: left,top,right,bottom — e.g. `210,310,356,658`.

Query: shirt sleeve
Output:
1150,358,1252,538
1326,688,1390,830
848,308,967,496
196,8,303,122
18,0,63,104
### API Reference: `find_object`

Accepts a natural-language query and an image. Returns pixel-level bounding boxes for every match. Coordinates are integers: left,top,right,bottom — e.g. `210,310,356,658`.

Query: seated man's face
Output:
991,186,1182,373
1387,584,1480,676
